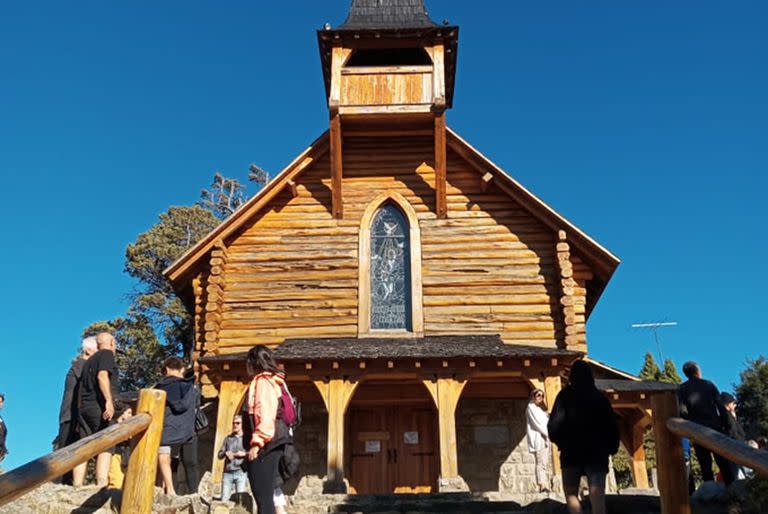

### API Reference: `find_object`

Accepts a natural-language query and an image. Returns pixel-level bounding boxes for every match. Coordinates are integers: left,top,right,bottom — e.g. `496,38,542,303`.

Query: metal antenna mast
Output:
631,321,678,364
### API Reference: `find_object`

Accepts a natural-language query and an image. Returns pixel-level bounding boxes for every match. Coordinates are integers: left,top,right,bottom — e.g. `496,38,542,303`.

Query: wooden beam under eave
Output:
330,113,343,219
286,179,298,198
434,112,447,219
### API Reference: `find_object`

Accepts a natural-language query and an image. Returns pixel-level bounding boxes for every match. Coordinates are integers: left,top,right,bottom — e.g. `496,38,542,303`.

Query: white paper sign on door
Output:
404,431,419,445
365,440,381,453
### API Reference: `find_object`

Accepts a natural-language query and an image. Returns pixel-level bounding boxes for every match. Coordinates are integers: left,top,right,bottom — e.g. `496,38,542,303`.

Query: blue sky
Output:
1,1,766,469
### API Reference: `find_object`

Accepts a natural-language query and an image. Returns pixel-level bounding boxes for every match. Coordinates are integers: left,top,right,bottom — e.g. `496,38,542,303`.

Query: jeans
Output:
221,469,248,502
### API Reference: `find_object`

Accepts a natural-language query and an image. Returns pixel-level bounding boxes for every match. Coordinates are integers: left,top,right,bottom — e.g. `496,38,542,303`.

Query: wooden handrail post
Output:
651,391,690,514
121,388,166,514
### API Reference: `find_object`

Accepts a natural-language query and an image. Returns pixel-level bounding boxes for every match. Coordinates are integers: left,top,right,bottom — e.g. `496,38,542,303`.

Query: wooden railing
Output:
667,417,768,476
652,391,768,514
0,389,165,514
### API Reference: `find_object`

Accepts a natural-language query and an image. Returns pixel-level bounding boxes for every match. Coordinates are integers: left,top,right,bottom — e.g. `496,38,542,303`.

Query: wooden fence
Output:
0,388,166,514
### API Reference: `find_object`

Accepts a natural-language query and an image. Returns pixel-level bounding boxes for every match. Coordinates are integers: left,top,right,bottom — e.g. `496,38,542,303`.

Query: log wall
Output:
213,135,582,352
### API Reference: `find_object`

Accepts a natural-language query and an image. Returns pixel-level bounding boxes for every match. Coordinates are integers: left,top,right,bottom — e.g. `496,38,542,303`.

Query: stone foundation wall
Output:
456,398,539,495
288,401,327,496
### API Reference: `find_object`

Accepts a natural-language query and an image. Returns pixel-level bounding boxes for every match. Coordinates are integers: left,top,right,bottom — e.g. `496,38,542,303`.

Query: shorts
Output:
159,446,172,455
562,464,607,490
79,407,114,436
78,407,115,453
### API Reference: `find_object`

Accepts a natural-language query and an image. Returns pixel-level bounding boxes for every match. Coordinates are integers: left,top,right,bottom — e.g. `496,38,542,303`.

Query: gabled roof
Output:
164,127,620,314
585,357,640,381
338,0,438,30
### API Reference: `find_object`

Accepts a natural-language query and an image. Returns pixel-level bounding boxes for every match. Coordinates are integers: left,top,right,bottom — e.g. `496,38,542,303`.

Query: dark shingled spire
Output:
338,0,438,30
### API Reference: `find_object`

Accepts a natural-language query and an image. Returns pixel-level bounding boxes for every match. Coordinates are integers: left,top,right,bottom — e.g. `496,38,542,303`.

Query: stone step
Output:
330,500,528,513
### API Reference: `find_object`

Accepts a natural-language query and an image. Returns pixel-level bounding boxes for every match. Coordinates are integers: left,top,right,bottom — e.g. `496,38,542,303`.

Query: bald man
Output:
79,332,122,486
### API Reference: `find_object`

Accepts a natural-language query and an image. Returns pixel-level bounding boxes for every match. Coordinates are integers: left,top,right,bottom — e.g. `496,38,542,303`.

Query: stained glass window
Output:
370,203,412,330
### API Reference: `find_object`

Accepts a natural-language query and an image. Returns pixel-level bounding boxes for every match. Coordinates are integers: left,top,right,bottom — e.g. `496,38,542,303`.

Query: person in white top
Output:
526,388,551,492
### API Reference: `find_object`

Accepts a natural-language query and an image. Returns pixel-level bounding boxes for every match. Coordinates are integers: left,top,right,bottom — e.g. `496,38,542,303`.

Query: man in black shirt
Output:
79,332,122,486
678,361,735,485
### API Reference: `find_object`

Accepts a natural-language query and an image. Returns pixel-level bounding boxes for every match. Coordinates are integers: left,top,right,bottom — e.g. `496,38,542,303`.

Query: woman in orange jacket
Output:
244,345,290,513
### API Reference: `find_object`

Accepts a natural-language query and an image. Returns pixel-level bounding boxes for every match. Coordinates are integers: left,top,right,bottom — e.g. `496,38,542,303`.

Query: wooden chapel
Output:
165,0,657,497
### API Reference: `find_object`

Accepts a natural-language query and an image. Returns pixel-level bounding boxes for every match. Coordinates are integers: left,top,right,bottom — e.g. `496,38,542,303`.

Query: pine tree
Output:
639,352,662,381
660,359,682,384
82,316,164,390
736,357,768,439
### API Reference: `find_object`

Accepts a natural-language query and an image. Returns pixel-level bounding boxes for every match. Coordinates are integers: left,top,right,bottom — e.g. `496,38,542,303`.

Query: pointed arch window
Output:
370,203,412,330
358,192,423,336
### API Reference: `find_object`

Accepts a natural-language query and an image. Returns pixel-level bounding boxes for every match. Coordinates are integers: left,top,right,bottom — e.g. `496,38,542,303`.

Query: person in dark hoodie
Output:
56,336,97,485
155,356,198,496
548,360,619,514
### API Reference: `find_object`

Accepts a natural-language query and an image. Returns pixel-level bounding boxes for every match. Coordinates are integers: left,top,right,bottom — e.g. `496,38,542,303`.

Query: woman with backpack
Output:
243,345,292,513
547,360,619,514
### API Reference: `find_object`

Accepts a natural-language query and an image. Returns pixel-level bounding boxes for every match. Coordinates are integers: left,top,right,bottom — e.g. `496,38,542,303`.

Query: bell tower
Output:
318,0,459,219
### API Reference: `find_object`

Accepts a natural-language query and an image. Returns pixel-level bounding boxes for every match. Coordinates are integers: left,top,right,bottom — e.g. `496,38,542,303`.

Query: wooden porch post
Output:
314,378,359,492
544,374,563,477
121,389,166,514
423,377,468,492
621,414,650,489
211,380,248,486
652,392,690,514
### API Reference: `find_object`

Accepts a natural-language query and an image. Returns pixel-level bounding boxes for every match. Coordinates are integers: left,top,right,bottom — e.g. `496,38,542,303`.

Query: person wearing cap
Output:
720,392,748,480
56,336,97,485
678,361,735,485
720,392,745,442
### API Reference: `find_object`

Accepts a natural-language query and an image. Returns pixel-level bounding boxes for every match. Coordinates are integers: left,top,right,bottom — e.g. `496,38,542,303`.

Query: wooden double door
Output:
348,404,438,494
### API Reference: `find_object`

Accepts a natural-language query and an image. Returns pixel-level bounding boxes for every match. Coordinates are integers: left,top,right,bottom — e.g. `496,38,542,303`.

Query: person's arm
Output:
546,393,566,446
677,384,689,419
59,367,77,423
603,397,621,455
97,370,114,420
712,384,731,432
218,438,229,460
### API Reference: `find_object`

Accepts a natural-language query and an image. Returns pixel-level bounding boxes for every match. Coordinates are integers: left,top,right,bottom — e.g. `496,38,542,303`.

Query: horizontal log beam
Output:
0,413,151,506
667,417,768,476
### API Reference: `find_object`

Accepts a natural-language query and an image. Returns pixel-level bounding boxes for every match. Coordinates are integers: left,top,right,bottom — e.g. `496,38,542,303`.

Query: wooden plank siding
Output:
212,135,571,352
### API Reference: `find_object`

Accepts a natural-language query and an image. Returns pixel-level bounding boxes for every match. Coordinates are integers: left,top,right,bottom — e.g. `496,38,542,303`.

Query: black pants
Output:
171,436,200,494
247,448,283,514
694,443,736,485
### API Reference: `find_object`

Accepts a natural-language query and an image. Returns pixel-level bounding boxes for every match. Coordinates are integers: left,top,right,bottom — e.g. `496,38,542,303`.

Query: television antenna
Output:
631,321,678,364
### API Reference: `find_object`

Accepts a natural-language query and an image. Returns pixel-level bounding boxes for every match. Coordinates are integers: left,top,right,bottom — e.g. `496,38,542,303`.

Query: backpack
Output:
278,441,301,483
278,382,301,430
